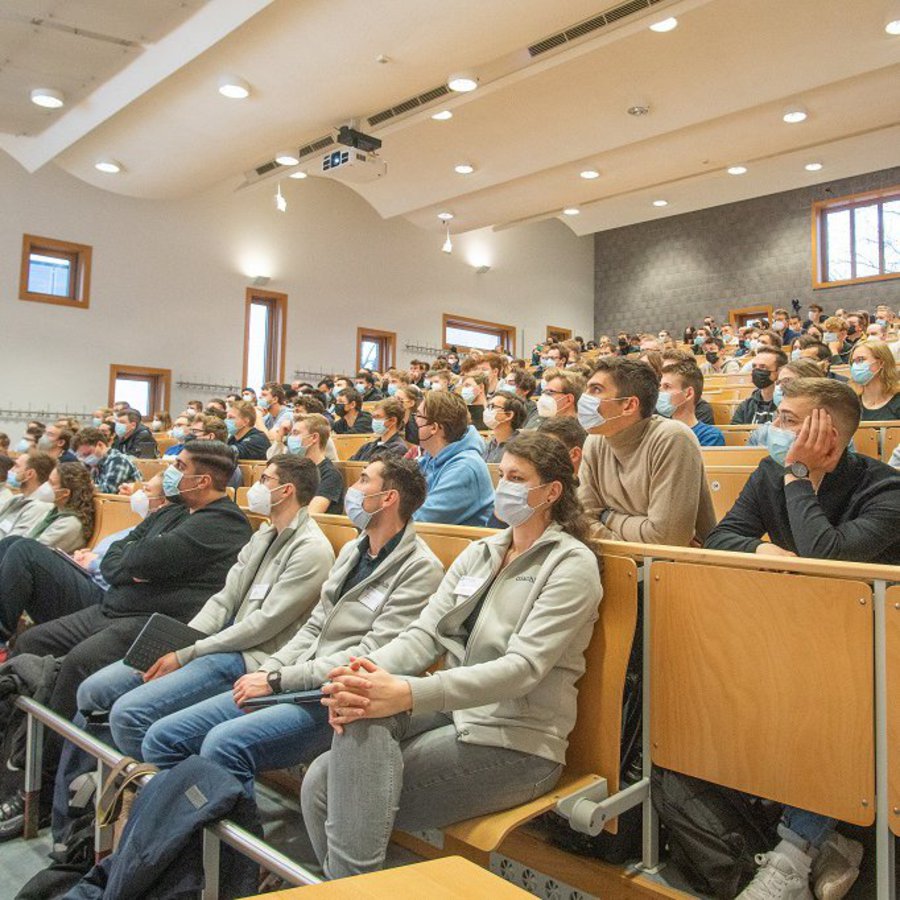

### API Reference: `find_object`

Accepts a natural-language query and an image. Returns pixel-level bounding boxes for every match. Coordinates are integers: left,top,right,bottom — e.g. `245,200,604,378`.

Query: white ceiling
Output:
1,0,898,237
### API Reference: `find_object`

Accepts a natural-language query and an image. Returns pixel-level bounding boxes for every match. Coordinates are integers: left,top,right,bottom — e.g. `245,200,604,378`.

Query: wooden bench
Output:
700,446,766,467
709,400,743,426
90,494,142,546
885,425,900,464
134,458,169,480
333,461,366,492
333,433,374,460
717,425,756,446
704,465,755,521
887,584,900,839
486,463,501,488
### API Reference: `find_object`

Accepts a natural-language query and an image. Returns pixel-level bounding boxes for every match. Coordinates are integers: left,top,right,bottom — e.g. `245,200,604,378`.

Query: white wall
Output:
0,152,594,435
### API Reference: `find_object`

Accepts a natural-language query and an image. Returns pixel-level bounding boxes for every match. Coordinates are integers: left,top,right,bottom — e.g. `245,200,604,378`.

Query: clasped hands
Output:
321,658,413,734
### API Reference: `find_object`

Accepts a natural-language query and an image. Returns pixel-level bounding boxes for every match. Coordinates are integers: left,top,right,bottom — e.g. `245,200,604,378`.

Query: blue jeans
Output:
141,688,332,795
780,807,836,852
76,653,247,759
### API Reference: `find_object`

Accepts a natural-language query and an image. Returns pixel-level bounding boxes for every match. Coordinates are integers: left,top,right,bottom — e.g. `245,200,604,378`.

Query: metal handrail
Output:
13,696,321,897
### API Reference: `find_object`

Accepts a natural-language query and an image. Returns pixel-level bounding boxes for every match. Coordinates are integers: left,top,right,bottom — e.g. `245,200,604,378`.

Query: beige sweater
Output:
578,415,716,546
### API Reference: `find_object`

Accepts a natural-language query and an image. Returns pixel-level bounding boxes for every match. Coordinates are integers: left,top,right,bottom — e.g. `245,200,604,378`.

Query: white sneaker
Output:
811,833,863,900
738,851,814,900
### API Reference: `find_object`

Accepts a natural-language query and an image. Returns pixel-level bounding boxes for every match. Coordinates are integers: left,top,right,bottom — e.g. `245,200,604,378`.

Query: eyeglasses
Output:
413,415,432,425
258,474,282,487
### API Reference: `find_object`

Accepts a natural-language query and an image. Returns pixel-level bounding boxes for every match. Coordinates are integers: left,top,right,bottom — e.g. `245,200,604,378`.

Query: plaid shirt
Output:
94,448,141,494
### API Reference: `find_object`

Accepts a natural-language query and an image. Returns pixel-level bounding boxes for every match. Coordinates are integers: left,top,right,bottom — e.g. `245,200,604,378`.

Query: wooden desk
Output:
243,856,532,899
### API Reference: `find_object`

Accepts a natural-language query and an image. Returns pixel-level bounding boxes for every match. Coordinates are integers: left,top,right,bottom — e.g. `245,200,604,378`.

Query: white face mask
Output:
483,407,500,430
246,480,287,516
493,479,549,528
537,393,558,418
130,489,151,519
33,481,56,504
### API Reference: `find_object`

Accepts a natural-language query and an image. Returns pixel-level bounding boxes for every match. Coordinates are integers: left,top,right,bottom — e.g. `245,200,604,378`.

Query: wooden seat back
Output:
311,512,359,555
650,560,875,825
710,401,743,426
412,521,497,569
91,494,142,545
704,465,755,521
334,461,366,492
884,426,900,464
235,486,250,508
853,426,879,460
486,464,501,488
717,425,756,446
700,446,767,467
87,496,104,548
333,434,374,460
134,458,169,480
887,584,900,837
238,461,266,487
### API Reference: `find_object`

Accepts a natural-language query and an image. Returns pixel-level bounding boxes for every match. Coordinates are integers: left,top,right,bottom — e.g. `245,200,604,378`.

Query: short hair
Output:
824,316,847,333
372,455,428,521
756,347,789,369
663,360,704,401
798,334,826,350
410,359,428,370
782,359,826,379
661,348,696,365
195,414,227,442
23,450,56,484
117,408,141,425
0,434,8,452
809,303,823,313
72,426,107,449
773,307,789,317
398,384,423,405
386,369,411,385
297,413,331,449
48,426,74,450
545,369,586,404
702,336,724,350
0,454,12,480
757,329,783,348
587,357,660,419
232,400,257,426
294,395,326,416
421,390,469,443
536,415,588,451
479,352,506,375
336,387,362,409
356,370,376,386
781,378,861,439
317,378,334,391
374,397,405,425
268,454,320,506
547,342,570,363
491,393,527,429
182,440,236,491
262,382,286,404
510,368,536,395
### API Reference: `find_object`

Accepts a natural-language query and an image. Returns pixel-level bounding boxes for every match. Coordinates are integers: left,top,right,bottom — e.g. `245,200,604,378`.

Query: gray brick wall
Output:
594,166,900,337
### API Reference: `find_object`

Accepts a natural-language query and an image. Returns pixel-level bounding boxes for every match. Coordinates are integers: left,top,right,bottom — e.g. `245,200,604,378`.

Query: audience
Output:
227,400,272,459
37,423,77,463
113,408,159,458
483,393,526,462
350,398,408,460
537,369,584,420
460,371,489,430
0,450,55,538
0,455,12,512
73,426,142,494
850,339,900,420
657,361,725,446
331,388,373,435
731,348,788,424
292,414,345,514
354,370,384,402
19,461,96,552
257,382,293,439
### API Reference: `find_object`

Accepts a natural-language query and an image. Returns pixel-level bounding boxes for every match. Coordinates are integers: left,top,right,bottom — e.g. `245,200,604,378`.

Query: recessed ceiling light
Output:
783,104,808,124
30,88,64,109
887,19,900,34
805,162,823,172
886,5,900,34
431,110,453,121
652,199,669,207
727,165,748,175
218,75,250,99
580,169,600,180
289,170,308,179
275,151,299,166
649,16,678,32
437,211,454,220
562,207,580,216
95,159,122,174
454,163,475,175
447,73,478,92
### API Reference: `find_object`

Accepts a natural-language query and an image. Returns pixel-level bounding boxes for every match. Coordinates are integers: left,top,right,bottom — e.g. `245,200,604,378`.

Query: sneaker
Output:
738,851,814,900
0,794,25,842
812,833,863,900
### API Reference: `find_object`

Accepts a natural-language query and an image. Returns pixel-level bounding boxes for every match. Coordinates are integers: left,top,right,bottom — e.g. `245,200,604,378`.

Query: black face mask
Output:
705,351,719,364
751,368,773,389
847,326,858,336
334,402,346,415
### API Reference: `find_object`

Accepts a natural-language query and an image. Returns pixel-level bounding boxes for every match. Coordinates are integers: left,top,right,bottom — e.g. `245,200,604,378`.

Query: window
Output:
356,327,396,372
442,314,516,355
243,289,287,391
729,305,773,329
19,234,92,308
812,187,900,288
108,365,171,416
547,326,572,343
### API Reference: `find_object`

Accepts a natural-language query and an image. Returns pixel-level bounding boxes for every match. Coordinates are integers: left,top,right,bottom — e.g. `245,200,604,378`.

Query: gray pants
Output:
300,712,562,879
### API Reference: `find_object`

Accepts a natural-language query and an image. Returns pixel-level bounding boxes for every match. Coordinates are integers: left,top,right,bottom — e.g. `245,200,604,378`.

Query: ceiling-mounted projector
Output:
319,146,386,183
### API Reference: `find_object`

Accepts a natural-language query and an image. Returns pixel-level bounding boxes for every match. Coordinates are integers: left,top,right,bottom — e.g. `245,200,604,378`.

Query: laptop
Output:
123,613,207,672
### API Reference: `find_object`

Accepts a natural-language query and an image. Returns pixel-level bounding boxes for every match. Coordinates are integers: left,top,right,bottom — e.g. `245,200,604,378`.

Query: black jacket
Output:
695,398,714,426
350,432,409,461
113,425,158,459
730,389,777,425
705,452,900,563
332,410,373,434
99,499,251,620
228,426,271,460
362,387,384,402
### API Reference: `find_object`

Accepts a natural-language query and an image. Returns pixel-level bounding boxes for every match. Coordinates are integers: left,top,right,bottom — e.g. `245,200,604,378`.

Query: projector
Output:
318,146,386,183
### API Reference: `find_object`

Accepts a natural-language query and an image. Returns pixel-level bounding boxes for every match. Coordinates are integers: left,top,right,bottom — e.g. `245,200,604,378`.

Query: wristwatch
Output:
266,670,283,694
789,461,810,479
600,508,613,526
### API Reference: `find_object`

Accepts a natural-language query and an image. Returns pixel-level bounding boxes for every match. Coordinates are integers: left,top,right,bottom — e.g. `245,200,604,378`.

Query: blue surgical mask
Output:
114,422,128,438
422,379,431,390
577,393,605,430
258,397,271,410
372,419,387,436
286,435,307,456
171,426,186,441
766,425,796,467
7,471,20,489
225,418,238,436
540,358,551,369
497,381,517,395
387,384,399,397
791,348,802,361
493,479,547,528
162,465,184,497
877,318,888,328
15,439,29,453
461,386,477,405
772,384,784,407
344,486,385,531
79,454,100,468
92,417,103,427
655,391,679,418
850,361,876,385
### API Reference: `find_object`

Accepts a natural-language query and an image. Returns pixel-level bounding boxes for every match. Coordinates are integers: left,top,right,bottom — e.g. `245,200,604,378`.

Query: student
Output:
537,369,584,420
502,368,538,426
165,414,193,455
350,398,409,461
37,423,78,463
113,409,159,459
460,372,489,430
536,416,589,476
0,450,55,539
412,391,494,526
72,455,334,761
137,457,443,794
803,303,824,332
20,461,96,552
699,338,741,375
731,348,788,425
332,388,374,435
656,361,725,446
300,432,601,879
483,393,526,462
354,370,384,402
73,427,141,494
706,378,900,900
821,316,851,364
226,400,272,459
256,382,293,438
396,385,422,446
0,455,13,514
798,338,848,382
475,352,506,395
746,359,825,447
849,339,900,420
291,414,345,515
577,357,715,544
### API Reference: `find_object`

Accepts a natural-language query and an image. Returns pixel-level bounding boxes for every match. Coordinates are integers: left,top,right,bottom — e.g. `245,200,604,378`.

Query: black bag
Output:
651,767,777,899
15,812,95,900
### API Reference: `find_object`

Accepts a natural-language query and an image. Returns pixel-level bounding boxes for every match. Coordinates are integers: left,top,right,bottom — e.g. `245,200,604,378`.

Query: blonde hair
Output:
858,339,900,396
297,413,331,449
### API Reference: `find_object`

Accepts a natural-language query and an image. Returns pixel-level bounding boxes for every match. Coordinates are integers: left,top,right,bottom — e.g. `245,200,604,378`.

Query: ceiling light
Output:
454,163,475,175
289,170,308,179
580,169,600,179
275,151,299,166
30,88,64,109
886,3,900,34
783,104,808,124
652,199,669,207
562,207,580,216
275,183,287,213
887,18,900,34
805,162,824,172
94,159,122,174
448,73,478,92
627,104,651,116
218,75,250,99
649,16,678,32
431,110,453,121
727,165,748,175
437,211,454,221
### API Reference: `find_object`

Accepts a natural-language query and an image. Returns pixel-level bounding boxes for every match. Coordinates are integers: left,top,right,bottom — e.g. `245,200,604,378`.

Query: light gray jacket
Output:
31,512,85,553
262,522,445,692
177,508,334,670
0,496,53,539
368,523,602,765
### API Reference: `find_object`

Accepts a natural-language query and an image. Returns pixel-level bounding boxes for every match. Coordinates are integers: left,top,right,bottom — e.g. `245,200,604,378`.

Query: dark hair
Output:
117,408,142,425
295,395,327,416
535,416,588,451
269,454,320,506
23,450,56,484
757,329,784,349
57,461,96,541
702,336,724,350
503,432,593,549
72,427,107,449
356,370,376,386
0,454,13,480
195,414,228,443
336,387,362,409
547,342,570,364
372,455,428,521
491,393,527,430
182,440,236,491
756,347,789,369
588,357,660,419
262,382,286,404
317,378,334,391
511,368,536,395
422,391,469,443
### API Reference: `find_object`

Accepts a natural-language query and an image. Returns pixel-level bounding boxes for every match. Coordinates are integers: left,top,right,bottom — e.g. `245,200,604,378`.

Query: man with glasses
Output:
536,370,584,420
483,394,526,462
72,427,141,494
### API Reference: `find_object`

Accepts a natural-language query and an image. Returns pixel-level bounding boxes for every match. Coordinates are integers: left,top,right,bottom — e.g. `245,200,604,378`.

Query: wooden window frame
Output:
108,364,172,413
19,234,92,309
811,185,900,290
442,313,516,356
729,305,773,329
356,327,397,373
546,325,573,342
242,288,288,388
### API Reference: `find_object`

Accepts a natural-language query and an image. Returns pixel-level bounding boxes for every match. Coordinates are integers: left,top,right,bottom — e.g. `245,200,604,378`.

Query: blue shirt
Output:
692,421,725,447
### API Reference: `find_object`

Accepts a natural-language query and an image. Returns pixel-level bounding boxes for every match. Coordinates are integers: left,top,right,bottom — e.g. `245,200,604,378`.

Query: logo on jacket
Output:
515,575,536,583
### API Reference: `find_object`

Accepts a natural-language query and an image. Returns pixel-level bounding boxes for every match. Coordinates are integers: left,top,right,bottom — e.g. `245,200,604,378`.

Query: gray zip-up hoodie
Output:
367,522,602,765
261,521,445,691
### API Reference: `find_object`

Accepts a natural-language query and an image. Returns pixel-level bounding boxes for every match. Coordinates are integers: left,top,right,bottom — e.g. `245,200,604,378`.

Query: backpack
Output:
651,767,777,899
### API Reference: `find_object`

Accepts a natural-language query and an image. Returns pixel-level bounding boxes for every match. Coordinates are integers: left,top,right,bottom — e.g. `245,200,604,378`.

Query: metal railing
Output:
14,696,321,899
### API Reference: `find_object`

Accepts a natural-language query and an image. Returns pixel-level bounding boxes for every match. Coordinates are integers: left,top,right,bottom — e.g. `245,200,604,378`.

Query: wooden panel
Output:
332,433,374,460
650,561,874,825
235,486,250,508
887,585,900,837
704,465,755,522
417,532,473,569
317,520,359,555
884,427,900,464
93,496,142,544
710,401,743,426
700,446,766,467
134,458,169,480
721,429,754,446
87,497,104,548
486,463,501,487
853,427,879,460
334,460,366,492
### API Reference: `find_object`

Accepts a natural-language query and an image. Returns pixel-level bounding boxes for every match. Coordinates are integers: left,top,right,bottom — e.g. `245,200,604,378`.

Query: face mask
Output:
536,393,558,418
749,339,760,352
493,479,548,528
461,387,477,405
15,439,30,453
355,382,367,393
246,480,287,515
704,351,719,364
430,382,444,392
808,310,817,320
344,486,385,530
791,348,802,361
92,417,103,427
847,325,858,336
823,332,838,343
850,361,876,385
386,383,398,397
162,465,190,498
114,422,128,438
539,379,548,392
372,418,388,436
286,435,308,456
423,379,431,390
37,435,56,452
130,489,151,519
79,453,100,468
577,393,605,430
33,481,56,504
877,319,888,328
150,420,162,432
773,321,785,331
751,368,774,389
483,408,500,430
258,397,271,410
497,381,517,395
7,471,21,489
225,418,238,436
655,391,683,418
693,336,704,346
772,384,784,407
242,394,254,403
172,427,186,441
766,424,796,467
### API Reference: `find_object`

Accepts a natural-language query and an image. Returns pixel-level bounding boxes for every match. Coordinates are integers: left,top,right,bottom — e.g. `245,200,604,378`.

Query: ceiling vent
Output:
367,84,451,127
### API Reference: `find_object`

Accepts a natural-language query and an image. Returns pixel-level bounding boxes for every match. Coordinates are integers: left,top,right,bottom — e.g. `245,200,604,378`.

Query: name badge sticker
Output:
454,575,485,597
359,587,386,611
249,583,270,601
